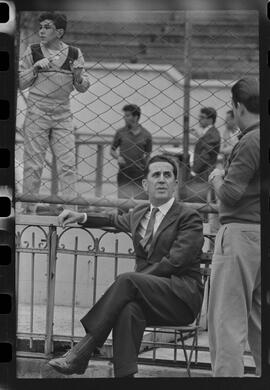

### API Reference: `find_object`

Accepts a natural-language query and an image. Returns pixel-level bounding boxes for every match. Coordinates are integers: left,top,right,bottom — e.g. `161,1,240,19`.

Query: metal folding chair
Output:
145,252,212,377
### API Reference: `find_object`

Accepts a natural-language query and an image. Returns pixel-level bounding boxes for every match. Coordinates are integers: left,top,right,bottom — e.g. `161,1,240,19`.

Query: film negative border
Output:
261,0,270,381
0,1,16,388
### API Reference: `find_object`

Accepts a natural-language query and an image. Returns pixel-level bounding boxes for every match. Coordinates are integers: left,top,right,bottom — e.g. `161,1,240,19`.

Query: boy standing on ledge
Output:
19,12,90,213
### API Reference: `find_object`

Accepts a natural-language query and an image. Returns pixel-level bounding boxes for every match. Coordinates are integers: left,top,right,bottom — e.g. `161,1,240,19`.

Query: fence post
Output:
45,225,58,356
95,144,104,198
181,11,192,185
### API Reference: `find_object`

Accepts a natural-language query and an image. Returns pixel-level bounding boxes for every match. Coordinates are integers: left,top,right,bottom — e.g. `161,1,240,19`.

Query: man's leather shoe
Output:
48,352,88,375
48,334,96,375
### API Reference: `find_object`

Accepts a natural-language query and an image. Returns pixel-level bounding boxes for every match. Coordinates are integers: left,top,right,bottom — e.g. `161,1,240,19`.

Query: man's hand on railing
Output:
58,209,85,227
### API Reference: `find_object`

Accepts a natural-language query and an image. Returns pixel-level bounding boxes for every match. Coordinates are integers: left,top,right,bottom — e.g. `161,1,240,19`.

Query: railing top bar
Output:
16,214,59,226
16,211,217,227
16,199,217,228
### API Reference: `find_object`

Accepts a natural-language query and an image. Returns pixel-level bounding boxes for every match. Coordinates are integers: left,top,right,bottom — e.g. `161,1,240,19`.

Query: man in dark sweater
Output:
208,77,260,376
110,104,152,203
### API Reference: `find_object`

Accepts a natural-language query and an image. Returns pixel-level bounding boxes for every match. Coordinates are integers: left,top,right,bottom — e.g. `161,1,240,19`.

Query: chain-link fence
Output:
15,10,259,213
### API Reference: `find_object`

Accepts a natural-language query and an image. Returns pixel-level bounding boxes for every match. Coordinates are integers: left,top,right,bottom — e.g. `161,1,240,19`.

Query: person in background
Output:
186,107,221,205
48,155,204,378
208,77,260,377
192,107,221,182
19,12,90,214
220,110,239,165
110,104,152,205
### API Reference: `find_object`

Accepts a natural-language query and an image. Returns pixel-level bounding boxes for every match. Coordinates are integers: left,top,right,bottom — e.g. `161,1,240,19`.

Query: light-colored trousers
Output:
23,105,77,210
208,222,261,377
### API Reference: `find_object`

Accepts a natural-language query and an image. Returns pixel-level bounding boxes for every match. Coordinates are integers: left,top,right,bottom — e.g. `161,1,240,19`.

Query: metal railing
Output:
16,215,212,356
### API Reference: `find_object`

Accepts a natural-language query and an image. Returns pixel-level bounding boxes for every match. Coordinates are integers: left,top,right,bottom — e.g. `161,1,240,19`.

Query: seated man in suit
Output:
48,154,204,378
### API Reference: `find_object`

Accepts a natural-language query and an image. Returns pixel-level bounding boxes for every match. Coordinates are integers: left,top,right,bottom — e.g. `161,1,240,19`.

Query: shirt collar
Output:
150,197,175,217
238,121,260,140
125,124,142,134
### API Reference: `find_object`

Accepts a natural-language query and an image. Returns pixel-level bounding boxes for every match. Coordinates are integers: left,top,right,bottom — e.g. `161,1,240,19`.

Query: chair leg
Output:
153,328,157,360
194,331,199,364
179,332,191,377
173,330,177,362
187,330,198,375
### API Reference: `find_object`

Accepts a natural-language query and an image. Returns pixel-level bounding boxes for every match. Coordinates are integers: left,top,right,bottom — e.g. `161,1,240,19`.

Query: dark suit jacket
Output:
193,126,221,181
81,200,204,318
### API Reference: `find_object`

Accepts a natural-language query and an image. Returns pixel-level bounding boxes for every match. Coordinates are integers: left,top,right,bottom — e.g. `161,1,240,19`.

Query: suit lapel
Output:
131,204,150,237
147,201,180,259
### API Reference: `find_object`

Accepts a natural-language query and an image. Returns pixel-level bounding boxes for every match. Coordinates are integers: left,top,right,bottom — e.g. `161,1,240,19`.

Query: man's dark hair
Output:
200,107,217,124
231,77,259,114
122,104,141,120
144,155,178,179
226,109,234,118
39,12,67,37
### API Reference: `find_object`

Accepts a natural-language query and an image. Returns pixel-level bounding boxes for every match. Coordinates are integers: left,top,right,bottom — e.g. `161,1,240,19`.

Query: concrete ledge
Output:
17,356,213,378
17,328,181,359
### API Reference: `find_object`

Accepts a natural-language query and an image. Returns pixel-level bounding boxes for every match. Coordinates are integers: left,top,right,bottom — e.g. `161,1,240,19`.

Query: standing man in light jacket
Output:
48,154,204,378
19,12,90,213
208,77,260,376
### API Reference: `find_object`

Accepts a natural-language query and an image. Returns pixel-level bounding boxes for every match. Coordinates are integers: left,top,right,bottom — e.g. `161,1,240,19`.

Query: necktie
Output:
140,207,159,252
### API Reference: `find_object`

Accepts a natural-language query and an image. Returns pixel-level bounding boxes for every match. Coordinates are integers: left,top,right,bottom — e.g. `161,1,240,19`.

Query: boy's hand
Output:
33,58,51,71
70,61,83,83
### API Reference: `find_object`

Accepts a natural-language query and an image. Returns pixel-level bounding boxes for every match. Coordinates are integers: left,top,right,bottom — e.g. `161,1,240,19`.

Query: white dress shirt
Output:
81,197,175,237
137,197,175,238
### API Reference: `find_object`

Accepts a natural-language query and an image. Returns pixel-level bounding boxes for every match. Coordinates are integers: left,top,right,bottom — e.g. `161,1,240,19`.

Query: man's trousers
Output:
23,106,77,210
80,272,194,377
208,223,261,376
